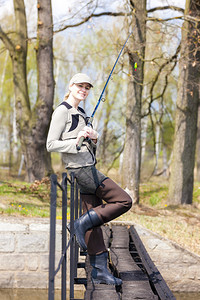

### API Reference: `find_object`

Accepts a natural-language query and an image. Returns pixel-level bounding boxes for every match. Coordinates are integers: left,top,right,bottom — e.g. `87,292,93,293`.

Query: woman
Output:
46,73,132,285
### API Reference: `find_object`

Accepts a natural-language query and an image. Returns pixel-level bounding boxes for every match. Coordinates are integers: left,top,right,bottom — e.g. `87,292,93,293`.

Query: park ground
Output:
0,168,199,256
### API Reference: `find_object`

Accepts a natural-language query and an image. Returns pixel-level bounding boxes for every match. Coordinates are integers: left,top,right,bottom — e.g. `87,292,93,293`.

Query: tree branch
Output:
147,16,183,22
106,143,125,173
53,5,186,34
54,11,131,33
147,43,181,113
147,5,184,14
0,25,15,53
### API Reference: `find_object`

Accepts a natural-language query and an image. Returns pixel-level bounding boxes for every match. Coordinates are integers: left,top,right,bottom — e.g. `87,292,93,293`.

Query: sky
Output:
147,0,185,8
0,0,186,40
0,0,185,21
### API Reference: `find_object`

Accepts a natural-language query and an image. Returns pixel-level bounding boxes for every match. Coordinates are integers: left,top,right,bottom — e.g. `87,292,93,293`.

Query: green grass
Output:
140,182,168,207
0,177,70,218
0,203,50,218
0,177,199,216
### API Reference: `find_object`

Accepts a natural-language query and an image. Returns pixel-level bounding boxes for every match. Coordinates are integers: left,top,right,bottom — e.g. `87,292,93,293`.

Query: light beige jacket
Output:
46,102,96,169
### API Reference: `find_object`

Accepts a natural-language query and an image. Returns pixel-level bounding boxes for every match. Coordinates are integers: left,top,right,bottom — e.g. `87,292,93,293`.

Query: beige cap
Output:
69,73,93,87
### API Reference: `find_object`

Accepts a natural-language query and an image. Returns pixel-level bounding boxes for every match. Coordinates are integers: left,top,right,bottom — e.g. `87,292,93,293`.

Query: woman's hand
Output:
76,126,99,145
76,130,89,145
83,126,99,140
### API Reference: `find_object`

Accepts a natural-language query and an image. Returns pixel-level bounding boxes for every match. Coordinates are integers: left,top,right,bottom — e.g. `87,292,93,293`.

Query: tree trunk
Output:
154,123,160,175
141,85,148,163
11,0,32,180
0,0,54,181
29,0,54,180
196,105,200,181
168,0,200,204
122,0,146,203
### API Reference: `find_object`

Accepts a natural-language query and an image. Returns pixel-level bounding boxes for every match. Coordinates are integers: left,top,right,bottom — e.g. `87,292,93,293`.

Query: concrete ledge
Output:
0,216,64,289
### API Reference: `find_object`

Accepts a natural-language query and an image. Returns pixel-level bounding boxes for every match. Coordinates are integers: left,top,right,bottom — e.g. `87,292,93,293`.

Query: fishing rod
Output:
77,32,132,151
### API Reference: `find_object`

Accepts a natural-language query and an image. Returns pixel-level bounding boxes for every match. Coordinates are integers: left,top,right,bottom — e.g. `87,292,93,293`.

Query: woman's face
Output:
70,82,91,101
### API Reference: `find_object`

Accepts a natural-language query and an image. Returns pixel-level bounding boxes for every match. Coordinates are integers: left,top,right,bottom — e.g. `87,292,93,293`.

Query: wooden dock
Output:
48,175,176,300
84,225,176,300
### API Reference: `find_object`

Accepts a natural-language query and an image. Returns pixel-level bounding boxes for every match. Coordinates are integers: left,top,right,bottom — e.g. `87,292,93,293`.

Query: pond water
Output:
0,289,84,300
0,289,200,300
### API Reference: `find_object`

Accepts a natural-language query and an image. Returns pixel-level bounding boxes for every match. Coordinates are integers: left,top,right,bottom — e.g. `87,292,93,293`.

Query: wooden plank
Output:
110,225,158,300
110,225,129,249
129,226,176,300
121,288,159,300
122,282,159,299
84,249,120,300
110,247,144,273
84,288,120,300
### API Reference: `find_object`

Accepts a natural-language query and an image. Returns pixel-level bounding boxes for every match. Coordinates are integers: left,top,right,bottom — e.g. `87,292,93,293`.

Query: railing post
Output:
74,180,79,279
48,173,84,300
79,193,82,219
48,174,57,300
70,173,75,299
61,173,68,300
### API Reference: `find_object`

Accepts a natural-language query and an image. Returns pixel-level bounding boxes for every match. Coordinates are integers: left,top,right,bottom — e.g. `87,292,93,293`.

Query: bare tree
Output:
121,0,147,203
0,0,54,181
169,0,200,204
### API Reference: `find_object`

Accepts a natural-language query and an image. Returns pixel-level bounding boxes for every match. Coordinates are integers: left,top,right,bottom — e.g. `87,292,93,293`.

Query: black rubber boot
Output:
74,209,103,251
90,252,122,286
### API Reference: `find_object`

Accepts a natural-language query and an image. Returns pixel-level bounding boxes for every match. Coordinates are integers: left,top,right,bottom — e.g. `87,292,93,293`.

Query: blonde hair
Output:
64,91,70,100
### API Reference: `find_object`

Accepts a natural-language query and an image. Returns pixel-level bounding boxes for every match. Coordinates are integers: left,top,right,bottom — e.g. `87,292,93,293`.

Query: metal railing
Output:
48,172,87,300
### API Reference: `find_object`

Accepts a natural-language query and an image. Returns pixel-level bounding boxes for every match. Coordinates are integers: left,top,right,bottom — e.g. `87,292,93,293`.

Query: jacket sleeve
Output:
46,106,78,154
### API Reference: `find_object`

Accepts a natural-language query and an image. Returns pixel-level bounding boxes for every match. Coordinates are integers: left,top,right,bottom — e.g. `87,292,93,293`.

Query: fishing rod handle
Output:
76,117,94,151
76,136,85,151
